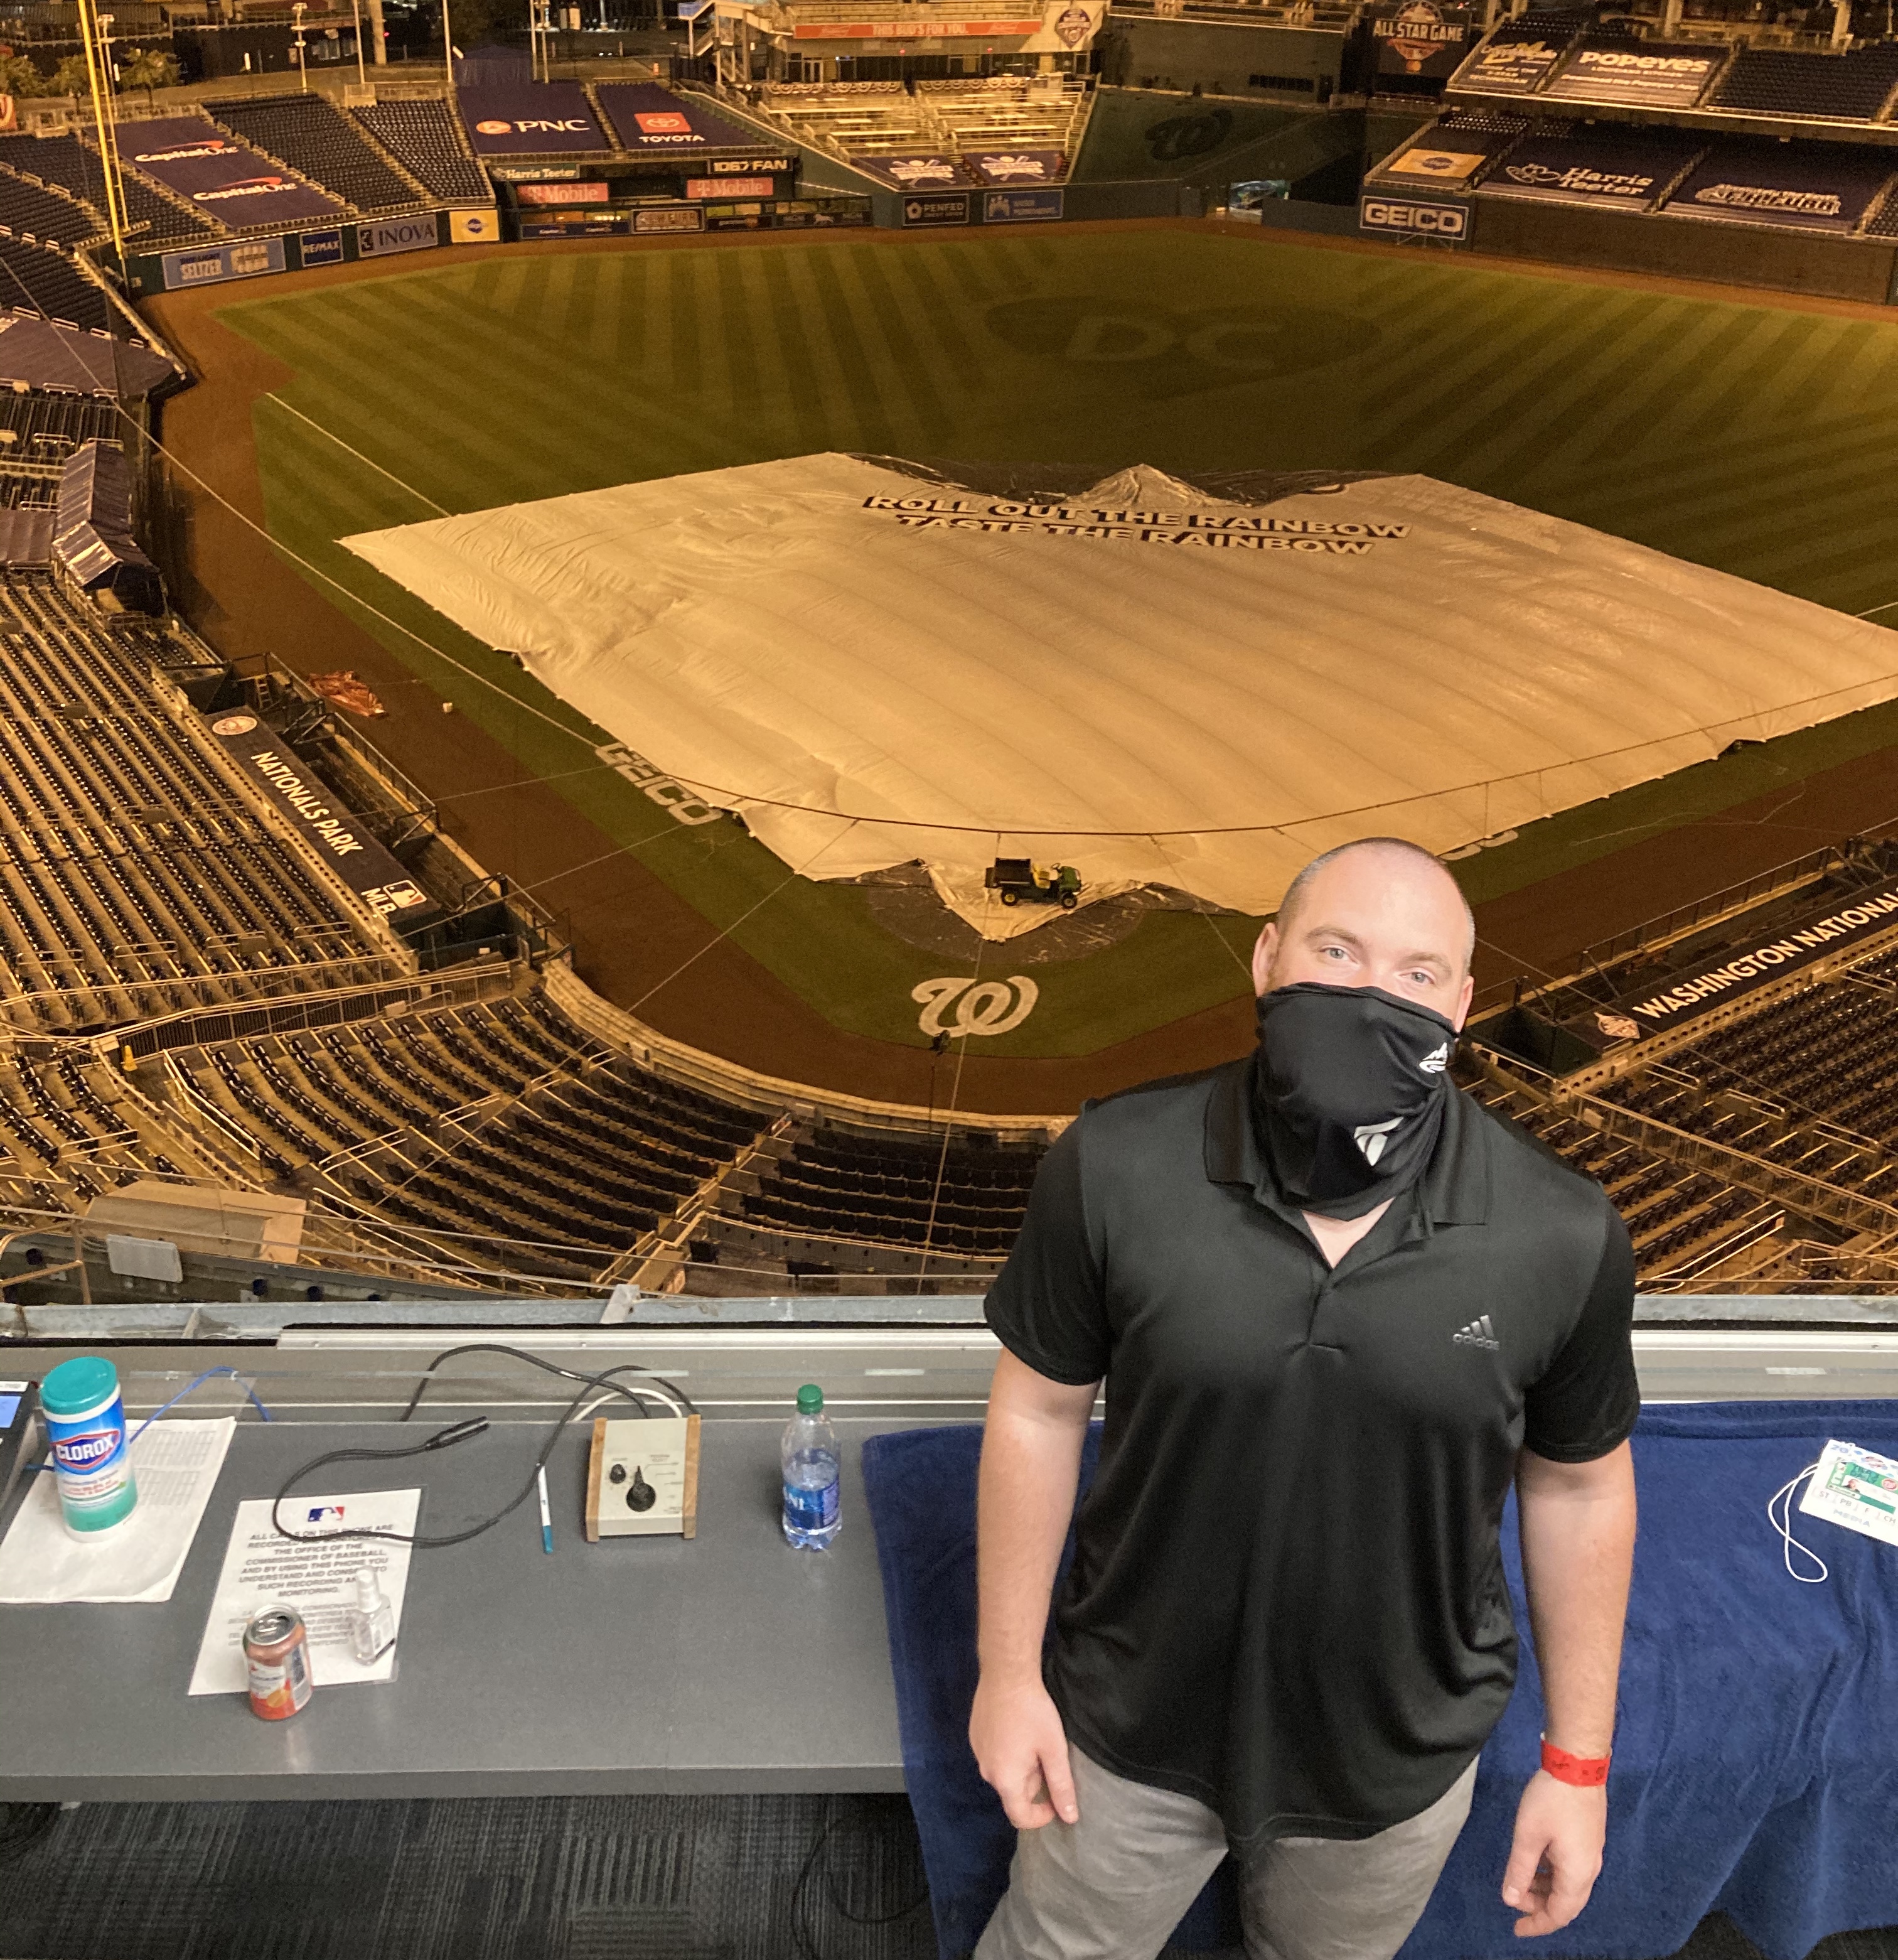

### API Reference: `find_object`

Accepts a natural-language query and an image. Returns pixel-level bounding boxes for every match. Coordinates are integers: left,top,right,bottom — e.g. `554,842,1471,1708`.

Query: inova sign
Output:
357,215,441,259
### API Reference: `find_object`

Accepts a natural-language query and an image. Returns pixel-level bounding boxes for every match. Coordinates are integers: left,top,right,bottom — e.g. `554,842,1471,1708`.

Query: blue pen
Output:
537,1464,554,1554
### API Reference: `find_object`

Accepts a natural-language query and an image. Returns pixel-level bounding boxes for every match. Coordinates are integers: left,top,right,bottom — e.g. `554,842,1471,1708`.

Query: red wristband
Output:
1540,1737,1611,1787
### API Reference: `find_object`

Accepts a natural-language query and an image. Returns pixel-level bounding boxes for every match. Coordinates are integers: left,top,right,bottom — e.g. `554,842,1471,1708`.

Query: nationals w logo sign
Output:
911,975,1039,1039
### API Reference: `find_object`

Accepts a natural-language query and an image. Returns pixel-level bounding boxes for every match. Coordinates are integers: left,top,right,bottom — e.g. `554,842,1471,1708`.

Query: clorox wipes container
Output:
42,1355,137,1537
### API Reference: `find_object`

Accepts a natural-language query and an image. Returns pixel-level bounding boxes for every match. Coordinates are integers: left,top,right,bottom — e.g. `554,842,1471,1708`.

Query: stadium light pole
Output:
292,1,308,88
351,0,366,84
73,0,126,268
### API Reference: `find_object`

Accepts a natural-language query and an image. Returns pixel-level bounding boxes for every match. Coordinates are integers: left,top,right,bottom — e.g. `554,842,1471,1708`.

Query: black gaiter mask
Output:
1252,983,1456,1219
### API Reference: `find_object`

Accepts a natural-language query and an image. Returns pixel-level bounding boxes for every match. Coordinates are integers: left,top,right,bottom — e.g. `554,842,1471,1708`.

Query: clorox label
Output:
53,1428,122,1469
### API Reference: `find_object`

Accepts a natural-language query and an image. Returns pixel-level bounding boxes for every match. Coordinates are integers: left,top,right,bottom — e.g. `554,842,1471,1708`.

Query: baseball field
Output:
150,224,1898,1092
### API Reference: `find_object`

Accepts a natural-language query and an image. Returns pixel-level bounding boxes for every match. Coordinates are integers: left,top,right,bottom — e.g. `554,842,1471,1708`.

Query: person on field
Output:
970,836,1638,1960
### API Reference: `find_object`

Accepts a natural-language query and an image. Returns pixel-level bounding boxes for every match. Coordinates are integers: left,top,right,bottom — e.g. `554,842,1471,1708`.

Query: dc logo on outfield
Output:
912,975,1039,1040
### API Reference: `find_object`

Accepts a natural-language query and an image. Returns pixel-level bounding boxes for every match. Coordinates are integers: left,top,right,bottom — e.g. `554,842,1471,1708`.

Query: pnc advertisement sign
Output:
459,83,607,154
1358,193,1470,240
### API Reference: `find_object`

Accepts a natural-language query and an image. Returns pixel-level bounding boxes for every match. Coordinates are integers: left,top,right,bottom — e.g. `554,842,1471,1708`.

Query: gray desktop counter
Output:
2,1315,1896,1804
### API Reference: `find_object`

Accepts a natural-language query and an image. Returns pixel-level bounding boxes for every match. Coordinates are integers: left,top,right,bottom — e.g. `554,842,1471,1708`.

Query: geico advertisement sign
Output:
1359,196,1468,237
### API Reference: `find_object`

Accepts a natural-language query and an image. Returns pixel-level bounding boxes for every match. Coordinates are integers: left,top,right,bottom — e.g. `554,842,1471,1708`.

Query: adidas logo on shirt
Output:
1452,1314,1499,1350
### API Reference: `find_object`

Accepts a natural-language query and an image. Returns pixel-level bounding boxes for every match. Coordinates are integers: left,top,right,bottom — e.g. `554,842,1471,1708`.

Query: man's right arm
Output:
969,1346,1100,1829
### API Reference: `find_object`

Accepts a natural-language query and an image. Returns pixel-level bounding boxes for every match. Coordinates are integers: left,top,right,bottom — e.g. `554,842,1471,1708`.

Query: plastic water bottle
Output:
781,1383,840,1551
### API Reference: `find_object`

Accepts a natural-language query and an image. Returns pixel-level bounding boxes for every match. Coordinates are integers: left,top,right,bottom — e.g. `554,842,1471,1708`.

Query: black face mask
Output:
1252,983,1456,1220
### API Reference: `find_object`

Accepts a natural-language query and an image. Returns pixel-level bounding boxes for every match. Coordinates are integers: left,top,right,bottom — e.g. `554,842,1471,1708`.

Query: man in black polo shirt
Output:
970,837,1638,1960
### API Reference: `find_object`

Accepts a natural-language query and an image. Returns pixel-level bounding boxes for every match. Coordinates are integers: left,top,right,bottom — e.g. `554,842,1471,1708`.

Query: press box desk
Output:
1,1314,1893,1803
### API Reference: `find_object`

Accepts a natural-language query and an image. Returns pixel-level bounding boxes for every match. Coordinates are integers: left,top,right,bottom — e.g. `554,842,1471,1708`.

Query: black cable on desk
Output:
271,1343,696,1551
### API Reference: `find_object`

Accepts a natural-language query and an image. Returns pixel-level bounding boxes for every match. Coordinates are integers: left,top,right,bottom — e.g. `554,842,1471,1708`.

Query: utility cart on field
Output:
985,859,1082,910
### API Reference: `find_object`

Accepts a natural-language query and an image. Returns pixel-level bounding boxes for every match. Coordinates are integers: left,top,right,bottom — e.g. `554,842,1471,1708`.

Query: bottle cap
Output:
355,1569,380,1606
796,1384,823,1415
41,1355,119,1418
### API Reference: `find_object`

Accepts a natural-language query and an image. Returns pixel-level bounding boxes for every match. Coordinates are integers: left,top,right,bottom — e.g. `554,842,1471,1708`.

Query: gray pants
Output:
975,1748,1479,1960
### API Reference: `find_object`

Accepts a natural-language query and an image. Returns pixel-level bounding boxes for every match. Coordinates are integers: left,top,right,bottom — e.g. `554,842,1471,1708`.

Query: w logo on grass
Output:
911,976,1039,1040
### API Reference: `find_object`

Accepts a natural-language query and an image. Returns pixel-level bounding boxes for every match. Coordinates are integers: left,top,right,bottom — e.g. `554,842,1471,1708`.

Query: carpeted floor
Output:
0,1796,1891,1960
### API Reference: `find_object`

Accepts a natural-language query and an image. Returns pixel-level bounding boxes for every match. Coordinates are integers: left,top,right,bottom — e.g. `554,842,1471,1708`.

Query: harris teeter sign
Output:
1567,880,1898,1048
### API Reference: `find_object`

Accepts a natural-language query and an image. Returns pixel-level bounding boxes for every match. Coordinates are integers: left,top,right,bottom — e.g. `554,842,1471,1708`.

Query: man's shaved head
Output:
1275,838,1475,973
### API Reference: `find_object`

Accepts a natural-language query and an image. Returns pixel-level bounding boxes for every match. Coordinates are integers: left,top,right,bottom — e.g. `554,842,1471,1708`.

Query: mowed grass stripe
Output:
1346,269,1580,434
1482,294,1736,492
1652,306,1832,452
1558,299,1762,474
371,266,736,482
1352,283,1572,465
240,281,593,503
1407,287,1663,487
830,242,949,448
247,288,540,510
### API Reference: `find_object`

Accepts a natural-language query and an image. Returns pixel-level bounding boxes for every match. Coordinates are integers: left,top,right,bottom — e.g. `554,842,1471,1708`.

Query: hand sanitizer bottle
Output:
346,1567,397,1665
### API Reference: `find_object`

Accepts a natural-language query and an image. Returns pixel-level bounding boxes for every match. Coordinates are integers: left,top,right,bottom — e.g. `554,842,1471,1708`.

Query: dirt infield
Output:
141,222,1898,1117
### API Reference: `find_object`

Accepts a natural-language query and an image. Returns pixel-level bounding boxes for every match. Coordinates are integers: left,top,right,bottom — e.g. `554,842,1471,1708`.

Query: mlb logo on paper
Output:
306,1504,346,1525
1799,1438,1898,1549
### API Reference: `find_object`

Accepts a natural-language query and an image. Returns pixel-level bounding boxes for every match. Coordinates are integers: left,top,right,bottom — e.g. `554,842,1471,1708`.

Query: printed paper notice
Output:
1800,1439,1898,1549
0,1418,233,1604
188,1489,419,1695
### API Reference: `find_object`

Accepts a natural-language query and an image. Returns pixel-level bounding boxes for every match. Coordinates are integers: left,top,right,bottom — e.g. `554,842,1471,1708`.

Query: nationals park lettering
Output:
245,750,368,858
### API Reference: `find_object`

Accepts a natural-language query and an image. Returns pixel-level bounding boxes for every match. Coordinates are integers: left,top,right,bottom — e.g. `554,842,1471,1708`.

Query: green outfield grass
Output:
223,229,1898,1057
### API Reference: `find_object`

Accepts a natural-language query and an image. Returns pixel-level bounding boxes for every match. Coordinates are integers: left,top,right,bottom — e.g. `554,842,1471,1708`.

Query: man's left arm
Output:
1503,1441,1637,1939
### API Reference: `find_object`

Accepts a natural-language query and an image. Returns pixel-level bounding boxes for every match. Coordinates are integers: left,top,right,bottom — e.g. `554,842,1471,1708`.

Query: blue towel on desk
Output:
862,1401,1898,1960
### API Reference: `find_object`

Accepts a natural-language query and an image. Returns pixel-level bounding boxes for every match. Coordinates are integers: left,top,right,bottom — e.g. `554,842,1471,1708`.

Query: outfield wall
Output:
117,209,494,299
1466,197,1898,306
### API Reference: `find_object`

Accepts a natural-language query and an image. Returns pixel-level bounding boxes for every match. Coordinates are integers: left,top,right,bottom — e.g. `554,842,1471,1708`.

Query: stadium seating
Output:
1711,43,1898,123
0,571,389,1033
0,236,109,335
213,94,427,215
0,165,104,249
1459,1065,1781,1284
352,100,491,204
0,133,222,246
759,76,1088,177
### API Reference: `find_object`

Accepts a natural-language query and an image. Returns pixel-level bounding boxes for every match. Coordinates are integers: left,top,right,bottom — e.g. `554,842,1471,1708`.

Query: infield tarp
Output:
342,456,1898,937
120,117,344,225
458,84,607,156
594,83,752,151
1663,141,1897,232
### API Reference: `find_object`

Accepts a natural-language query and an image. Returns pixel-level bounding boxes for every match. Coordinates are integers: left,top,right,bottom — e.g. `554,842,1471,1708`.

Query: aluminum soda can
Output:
244,1603,313,1720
